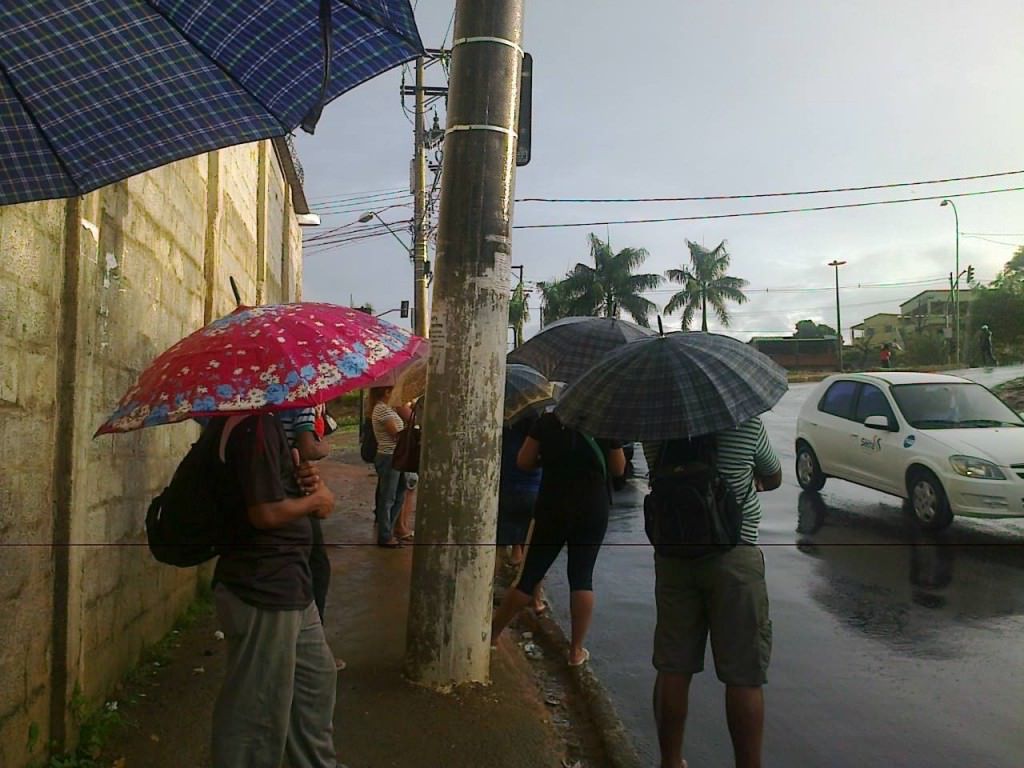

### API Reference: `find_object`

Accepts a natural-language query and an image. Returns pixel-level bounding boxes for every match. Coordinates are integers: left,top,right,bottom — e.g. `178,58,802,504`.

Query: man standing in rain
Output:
211,413,341,768
979,324,998,367
648,418,782,768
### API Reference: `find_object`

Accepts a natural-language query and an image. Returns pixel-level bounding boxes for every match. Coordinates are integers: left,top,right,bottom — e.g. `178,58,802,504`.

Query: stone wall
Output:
0,141,304,767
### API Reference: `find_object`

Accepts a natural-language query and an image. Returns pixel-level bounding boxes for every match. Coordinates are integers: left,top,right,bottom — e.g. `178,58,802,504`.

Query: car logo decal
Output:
860,436,882,452
903,435,916,448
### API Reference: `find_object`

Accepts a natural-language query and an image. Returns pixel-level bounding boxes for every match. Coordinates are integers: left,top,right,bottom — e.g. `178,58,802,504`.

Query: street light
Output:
358,210,411,252
940,199,960,366
827,260,847,371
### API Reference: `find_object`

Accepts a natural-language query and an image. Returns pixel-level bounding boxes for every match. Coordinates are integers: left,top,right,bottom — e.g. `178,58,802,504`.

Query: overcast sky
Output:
296,0,1024,342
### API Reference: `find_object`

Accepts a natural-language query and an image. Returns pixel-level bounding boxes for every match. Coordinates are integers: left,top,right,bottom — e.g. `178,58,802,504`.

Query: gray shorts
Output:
653,544,772,686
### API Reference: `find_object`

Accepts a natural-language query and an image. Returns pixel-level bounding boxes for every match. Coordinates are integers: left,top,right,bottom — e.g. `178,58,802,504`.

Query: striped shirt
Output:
277,407,317,448
644,417,781,545
372,402,404,455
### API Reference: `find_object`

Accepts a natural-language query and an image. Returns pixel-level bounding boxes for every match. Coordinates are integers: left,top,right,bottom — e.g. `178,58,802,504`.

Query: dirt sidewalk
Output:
97,434,609,768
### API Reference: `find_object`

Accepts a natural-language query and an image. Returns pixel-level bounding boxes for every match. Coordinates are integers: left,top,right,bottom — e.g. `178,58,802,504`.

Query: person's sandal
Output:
568,648,590,667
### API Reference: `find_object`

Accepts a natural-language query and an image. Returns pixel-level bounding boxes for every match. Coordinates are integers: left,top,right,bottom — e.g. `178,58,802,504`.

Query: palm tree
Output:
536,279,572,328
664,240,749,331
508,281,529,347
559,233,662,327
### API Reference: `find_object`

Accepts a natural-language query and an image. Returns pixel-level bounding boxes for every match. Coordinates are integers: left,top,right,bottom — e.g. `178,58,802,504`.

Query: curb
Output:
521,609,643,768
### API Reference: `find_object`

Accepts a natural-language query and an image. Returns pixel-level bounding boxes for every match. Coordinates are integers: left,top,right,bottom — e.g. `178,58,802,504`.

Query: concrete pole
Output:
412,56,430,337
404,0,525,687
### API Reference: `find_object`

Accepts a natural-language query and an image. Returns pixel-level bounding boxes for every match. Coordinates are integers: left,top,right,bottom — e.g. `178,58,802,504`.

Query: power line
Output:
512,185,1024,230
515,168,1024,204
644,275,950,296
960,232,1024,237
307,186,407,204
960,235,1024,248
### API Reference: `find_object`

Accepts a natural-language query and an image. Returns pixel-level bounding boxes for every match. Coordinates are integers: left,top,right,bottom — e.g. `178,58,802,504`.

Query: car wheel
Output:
907,469,953,531
795,442,826,491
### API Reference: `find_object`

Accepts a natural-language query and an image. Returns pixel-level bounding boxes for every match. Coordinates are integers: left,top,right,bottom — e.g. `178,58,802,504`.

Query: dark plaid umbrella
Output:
554,331,788,441
507,316,655,384
504,364,554,426
0,1,422,205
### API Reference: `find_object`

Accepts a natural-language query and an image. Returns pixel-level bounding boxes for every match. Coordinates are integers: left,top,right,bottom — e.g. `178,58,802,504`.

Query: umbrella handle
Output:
230,276,242,307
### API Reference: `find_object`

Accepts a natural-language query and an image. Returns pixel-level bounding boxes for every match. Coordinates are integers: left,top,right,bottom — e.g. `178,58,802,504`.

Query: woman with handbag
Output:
490,411,625,667
369,387,412,548
393,397,423,542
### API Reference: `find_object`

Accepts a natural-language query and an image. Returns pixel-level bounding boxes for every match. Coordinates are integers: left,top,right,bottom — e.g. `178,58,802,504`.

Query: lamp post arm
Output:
371,213,412,254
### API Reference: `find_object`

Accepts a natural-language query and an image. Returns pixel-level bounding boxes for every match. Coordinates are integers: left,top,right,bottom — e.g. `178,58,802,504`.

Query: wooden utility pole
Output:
412,56,430,337
405,0,525,687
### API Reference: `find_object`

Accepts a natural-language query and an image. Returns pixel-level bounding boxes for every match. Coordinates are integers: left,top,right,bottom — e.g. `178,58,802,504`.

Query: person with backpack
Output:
369,386,412,548
209,413,341,768
645,417,781,768
490,411,625,667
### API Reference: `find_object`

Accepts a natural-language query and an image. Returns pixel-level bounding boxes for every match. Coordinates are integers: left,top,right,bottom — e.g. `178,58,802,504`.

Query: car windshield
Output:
890,382,1024,429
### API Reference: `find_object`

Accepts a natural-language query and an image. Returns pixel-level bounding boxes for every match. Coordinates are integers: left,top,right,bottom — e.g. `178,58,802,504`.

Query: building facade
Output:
0,139,307,766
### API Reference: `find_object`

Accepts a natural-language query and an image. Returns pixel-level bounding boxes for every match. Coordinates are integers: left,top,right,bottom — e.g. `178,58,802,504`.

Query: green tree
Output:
536,279,573,328
959,248,1024,363
664,240,749,331
508,281,529,347
794,319,837,339
558,233,662,327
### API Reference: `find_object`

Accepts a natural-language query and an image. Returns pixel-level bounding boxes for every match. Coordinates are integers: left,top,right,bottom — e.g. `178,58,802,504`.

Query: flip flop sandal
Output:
568,648,590,668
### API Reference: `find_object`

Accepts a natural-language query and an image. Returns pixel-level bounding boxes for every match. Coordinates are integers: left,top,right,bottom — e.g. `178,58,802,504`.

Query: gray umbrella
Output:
554,331,788,441
507,316,655,384
504,364,554,425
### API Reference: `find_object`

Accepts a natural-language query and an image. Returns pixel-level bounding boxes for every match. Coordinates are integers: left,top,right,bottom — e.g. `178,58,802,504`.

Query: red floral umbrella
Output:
96,303,425,435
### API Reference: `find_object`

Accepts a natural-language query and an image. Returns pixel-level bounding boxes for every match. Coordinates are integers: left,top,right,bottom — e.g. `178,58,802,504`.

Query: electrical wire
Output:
960,235,1024,248
643,275,951,296
307,186,407,205
515,169,1024,204
512,185,1024,230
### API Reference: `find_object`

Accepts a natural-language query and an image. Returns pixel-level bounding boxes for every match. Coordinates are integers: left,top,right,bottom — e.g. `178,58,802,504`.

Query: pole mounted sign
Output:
516,53,533,167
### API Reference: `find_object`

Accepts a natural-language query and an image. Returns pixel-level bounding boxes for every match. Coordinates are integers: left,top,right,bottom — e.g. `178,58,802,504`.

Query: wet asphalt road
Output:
543,366,1024,767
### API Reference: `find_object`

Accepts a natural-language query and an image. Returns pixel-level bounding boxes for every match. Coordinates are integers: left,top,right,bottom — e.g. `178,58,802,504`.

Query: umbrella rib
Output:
140,0,292,133
0,61,79,193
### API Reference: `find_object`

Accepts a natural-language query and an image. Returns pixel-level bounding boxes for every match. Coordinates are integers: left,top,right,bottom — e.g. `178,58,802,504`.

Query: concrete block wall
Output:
0,198,67,768
0,140,303,767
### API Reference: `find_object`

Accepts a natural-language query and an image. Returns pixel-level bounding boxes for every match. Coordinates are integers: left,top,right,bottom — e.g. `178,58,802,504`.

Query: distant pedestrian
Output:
211,413,339,768
369,386,412,548
394,397,422,542
490,412,625,667
879,343,892,369
647,417,782,768
979,325,998,366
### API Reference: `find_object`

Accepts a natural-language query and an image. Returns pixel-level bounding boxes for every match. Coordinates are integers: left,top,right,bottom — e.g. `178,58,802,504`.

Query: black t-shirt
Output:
529,412,620,517
213,414,313,610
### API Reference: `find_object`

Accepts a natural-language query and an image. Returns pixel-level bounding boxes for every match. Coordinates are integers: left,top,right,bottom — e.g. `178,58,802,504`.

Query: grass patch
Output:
38,583,213,767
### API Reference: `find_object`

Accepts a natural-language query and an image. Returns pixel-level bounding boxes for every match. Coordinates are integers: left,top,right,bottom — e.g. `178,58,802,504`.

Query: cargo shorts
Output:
653,544,772,686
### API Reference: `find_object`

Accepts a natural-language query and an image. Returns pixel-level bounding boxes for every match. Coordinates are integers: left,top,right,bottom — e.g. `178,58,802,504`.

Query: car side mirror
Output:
864,415,894,431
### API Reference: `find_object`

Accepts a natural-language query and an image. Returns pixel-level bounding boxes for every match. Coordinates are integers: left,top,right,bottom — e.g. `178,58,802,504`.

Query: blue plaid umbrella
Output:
508,316,656,385
0,1,422,205
554,331,788,442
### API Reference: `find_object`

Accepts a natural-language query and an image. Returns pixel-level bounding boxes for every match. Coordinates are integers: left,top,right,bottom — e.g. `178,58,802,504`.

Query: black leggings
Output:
515,505,609,595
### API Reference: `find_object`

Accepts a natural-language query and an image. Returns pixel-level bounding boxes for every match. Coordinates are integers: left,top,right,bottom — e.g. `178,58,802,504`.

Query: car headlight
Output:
949,455,1007,480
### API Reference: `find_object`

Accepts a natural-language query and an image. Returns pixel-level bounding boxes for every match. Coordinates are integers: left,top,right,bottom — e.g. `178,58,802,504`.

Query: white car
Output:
795,372,1024,531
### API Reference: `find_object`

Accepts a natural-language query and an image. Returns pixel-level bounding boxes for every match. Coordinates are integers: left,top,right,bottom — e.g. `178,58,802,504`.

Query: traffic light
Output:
966,265,975,283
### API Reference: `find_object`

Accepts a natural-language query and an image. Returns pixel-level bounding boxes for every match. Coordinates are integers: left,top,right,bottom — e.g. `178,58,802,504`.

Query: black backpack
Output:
359,417,378,463
146,419,236,567
643,436,743,559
